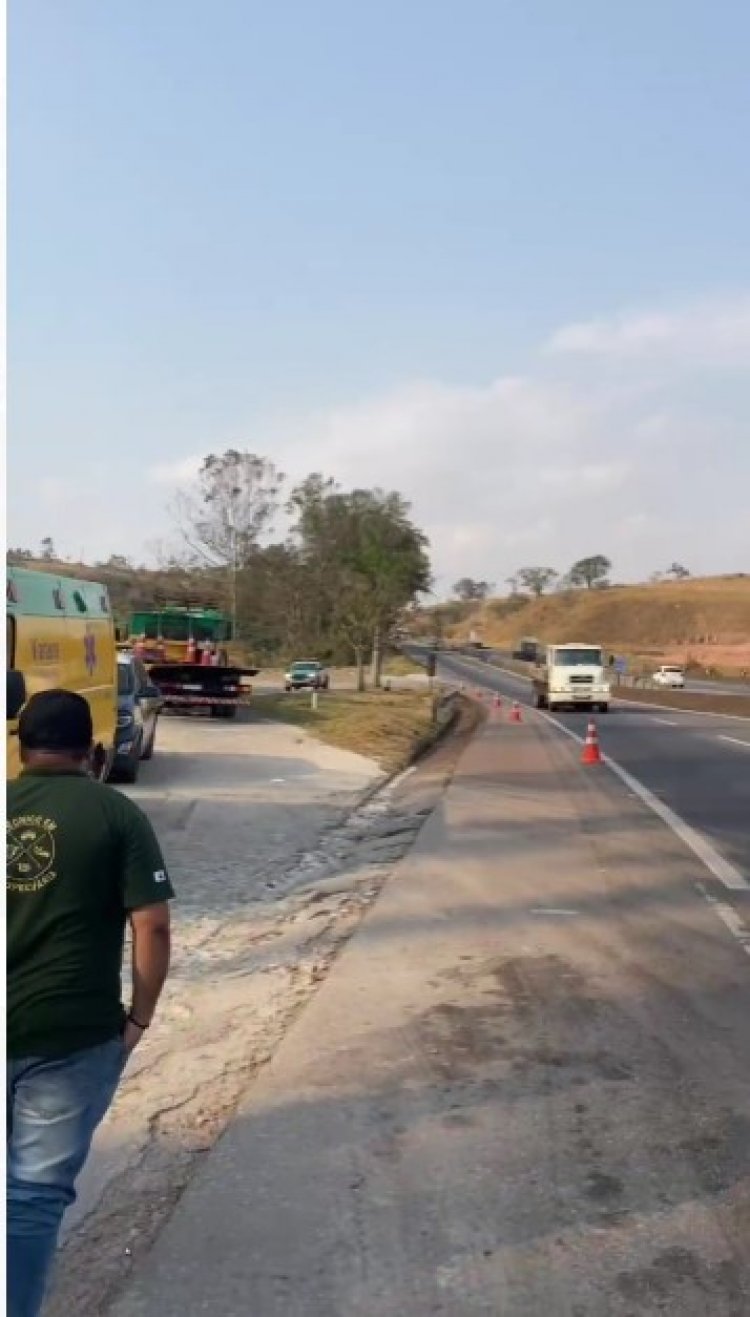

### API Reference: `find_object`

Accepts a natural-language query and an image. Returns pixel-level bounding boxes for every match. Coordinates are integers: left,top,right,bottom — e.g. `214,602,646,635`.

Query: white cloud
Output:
149,456,204,486
546,294,750,368
115,292,750,586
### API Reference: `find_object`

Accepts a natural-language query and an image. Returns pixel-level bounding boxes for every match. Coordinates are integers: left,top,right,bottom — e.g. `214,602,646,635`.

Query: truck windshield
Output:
554,649,603,666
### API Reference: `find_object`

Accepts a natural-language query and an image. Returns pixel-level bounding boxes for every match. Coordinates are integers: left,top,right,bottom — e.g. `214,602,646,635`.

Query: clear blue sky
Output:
9,1,750,580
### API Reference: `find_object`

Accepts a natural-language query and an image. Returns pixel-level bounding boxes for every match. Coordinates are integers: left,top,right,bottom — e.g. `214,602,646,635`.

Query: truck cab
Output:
532,643,610,713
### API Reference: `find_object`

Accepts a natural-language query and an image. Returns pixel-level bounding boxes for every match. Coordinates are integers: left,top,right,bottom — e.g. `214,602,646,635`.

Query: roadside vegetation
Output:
250,688,437,770
8,451,432,690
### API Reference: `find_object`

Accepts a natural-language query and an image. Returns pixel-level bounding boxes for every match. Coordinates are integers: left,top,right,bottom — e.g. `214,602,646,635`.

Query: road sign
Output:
614,657,627,676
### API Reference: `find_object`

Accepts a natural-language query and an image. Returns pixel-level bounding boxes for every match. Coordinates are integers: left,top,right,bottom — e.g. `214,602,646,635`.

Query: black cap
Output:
19,689,94,754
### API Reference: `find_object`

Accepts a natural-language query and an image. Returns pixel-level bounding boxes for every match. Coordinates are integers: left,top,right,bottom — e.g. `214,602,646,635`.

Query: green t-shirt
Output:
7,767,174,1058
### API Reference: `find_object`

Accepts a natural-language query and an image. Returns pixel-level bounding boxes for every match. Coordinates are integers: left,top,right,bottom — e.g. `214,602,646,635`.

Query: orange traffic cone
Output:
510,701,522,723
581,721,602,765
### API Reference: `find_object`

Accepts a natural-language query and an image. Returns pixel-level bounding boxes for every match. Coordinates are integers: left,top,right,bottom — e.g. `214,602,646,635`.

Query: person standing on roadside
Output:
6,689,174,1317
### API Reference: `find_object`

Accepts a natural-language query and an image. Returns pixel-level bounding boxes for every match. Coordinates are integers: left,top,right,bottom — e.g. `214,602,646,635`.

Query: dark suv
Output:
112,653,163,783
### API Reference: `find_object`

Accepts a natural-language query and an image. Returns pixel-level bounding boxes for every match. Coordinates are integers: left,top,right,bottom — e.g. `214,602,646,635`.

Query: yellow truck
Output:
6,567,117,780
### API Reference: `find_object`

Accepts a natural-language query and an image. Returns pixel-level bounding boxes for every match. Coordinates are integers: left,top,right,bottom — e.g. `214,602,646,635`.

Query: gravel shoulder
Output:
44,703,472,1316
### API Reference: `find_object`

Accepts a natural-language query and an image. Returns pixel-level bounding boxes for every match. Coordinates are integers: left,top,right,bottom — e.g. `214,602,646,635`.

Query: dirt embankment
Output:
439,577,750,678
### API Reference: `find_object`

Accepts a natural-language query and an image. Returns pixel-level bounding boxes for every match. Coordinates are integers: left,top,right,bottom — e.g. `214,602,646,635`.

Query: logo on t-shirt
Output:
153,869,168,884
7,815,58,893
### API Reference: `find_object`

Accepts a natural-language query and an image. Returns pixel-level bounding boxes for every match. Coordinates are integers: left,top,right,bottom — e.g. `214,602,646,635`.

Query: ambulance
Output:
6,567,117,780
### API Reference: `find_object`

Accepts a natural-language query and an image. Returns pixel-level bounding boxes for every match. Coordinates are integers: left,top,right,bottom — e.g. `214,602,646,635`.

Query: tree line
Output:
170,450,431,689
453,558,691,602
9,452,432,689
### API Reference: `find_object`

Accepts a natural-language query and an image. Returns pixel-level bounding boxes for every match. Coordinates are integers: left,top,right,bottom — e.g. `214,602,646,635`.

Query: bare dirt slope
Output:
448,577,750,674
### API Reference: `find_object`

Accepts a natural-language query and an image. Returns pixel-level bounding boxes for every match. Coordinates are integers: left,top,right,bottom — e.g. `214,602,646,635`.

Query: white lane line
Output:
531,908,579,917
536,710,750,892
653,717,679,726
695,883,750,959
718,735,750,750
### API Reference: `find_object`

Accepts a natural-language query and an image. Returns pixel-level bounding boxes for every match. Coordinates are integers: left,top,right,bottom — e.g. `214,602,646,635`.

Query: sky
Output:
8,0,750,591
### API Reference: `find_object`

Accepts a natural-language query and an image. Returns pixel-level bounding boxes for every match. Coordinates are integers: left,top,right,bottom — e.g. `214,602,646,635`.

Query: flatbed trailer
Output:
145,661,259,719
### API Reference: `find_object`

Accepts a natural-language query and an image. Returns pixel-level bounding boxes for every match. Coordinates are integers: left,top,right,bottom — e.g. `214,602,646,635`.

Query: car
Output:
284,660,330,692
652,664,686,689
112,653,163,783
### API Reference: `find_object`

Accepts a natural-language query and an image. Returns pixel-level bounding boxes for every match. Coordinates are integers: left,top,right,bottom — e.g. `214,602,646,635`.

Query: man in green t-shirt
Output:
7,689,174,1317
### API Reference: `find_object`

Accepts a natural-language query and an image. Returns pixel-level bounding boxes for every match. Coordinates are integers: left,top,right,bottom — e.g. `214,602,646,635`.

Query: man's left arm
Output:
119,801,175,1053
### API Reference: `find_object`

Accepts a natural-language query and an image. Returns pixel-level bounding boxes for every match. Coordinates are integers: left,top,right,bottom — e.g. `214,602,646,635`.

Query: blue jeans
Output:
7,1037,126,1317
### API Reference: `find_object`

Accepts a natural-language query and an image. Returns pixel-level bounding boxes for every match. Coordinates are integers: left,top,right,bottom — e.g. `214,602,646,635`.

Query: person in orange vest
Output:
186,636,197,664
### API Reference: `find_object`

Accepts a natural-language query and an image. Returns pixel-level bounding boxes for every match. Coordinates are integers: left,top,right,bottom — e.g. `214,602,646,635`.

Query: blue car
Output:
112,653,163,783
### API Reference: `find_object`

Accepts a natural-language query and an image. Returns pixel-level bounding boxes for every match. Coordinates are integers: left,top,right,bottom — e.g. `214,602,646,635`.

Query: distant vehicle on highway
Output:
112,652,163,783
652,664,686,689
533,642,611,713
513,636,541,662
285,660,330,692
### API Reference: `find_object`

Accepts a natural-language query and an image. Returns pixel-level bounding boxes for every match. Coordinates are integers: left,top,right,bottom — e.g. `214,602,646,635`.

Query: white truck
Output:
532,642,611,713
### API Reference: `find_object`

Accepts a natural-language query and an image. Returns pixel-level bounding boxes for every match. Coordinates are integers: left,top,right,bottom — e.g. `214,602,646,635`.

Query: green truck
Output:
122,603,259,718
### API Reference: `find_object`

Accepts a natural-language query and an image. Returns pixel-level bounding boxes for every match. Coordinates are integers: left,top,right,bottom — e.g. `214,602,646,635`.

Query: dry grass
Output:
447,577,750,675
383,653,426,677
250,689,436,769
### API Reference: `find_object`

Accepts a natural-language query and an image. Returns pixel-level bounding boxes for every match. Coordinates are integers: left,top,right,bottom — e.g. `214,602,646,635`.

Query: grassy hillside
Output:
443,577,750,675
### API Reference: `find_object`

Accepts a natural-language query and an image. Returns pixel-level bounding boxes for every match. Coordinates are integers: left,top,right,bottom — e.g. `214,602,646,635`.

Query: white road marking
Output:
536,710,750,892
653,717,679,726
695,883,750,959
718,735,750,750
531,908,579,917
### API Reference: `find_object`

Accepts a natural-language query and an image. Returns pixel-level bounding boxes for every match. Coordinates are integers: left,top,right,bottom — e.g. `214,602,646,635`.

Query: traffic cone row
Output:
581,720,603,765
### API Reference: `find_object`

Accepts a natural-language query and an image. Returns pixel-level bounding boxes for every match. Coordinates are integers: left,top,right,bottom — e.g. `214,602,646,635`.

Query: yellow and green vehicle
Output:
6,567,117,780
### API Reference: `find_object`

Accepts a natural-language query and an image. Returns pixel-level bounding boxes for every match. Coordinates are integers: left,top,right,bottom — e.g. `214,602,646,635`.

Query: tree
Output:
99,554,132,571
7,547,33,562
518,566,557,598
175,450,284,636
452,578,493,602
506,574,520,596
569,555,612,590
40,537,56,561
291,482,431,690
666,562,690,580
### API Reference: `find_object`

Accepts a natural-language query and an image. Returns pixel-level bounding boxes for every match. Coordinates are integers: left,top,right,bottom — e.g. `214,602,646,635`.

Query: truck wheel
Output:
598,703,609,714
534,693,546,709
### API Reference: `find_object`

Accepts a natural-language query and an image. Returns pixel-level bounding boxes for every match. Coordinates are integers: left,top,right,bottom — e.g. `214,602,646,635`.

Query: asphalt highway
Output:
428,649,750,885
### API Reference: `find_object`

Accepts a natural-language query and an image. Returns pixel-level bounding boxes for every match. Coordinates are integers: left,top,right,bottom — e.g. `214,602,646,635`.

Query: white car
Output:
652,665,685,689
